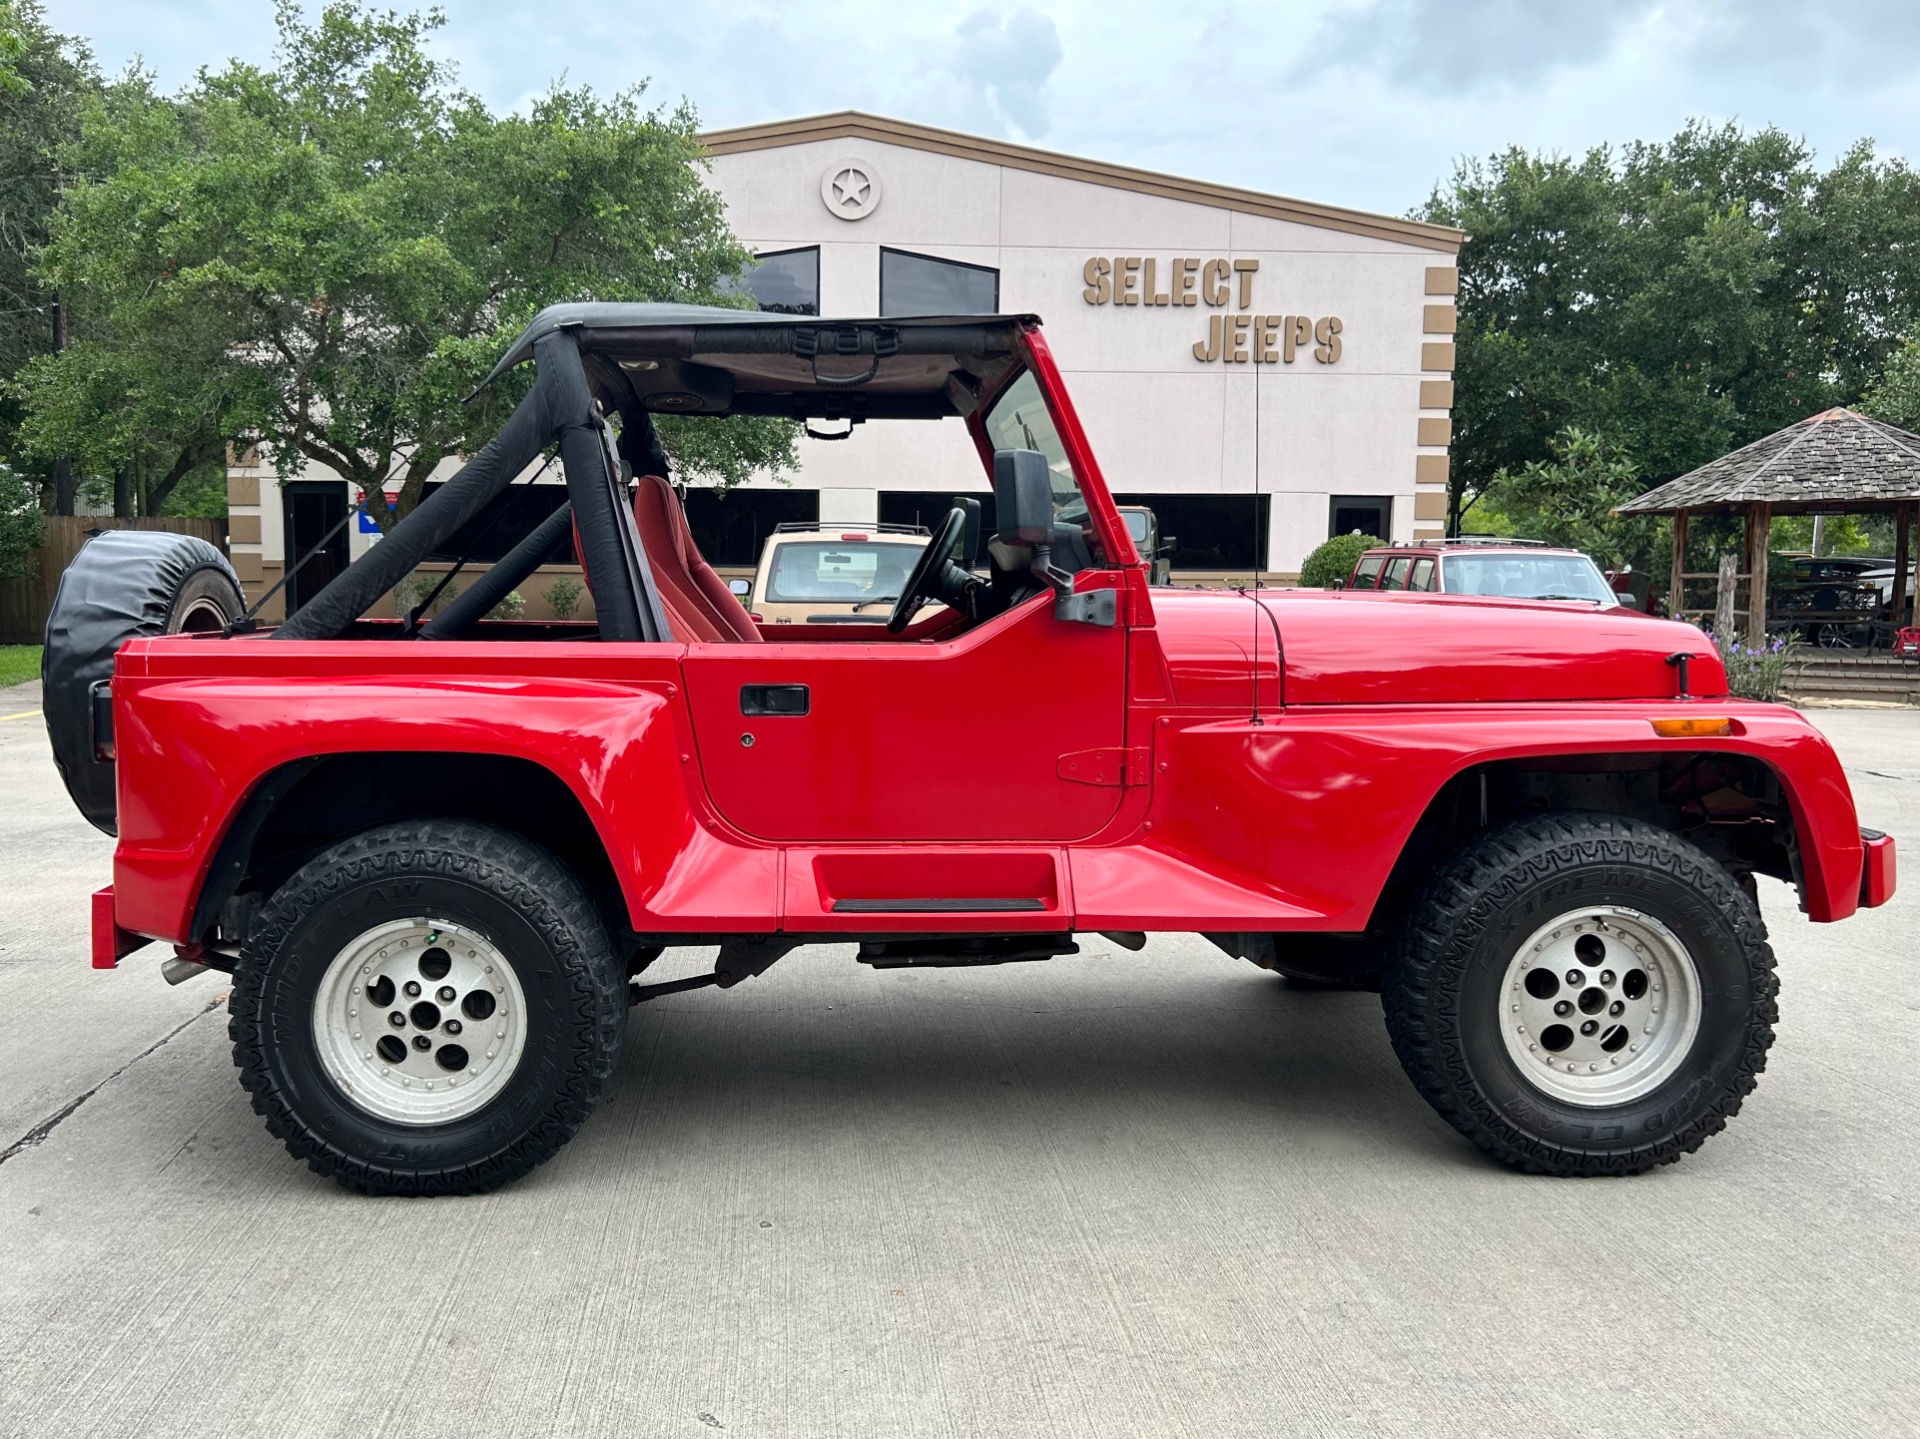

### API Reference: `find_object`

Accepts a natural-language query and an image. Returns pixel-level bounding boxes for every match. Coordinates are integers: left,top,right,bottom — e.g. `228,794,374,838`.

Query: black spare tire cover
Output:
43,530,244,835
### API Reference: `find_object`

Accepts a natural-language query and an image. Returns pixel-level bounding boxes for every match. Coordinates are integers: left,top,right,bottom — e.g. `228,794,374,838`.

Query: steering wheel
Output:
887,505,970,634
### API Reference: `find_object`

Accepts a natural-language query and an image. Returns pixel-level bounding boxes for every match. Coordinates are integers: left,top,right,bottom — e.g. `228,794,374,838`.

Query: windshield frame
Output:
967,330,1136,572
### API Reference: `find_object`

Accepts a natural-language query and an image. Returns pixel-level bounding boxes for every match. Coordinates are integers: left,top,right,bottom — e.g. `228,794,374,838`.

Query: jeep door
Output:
678,594,1127,842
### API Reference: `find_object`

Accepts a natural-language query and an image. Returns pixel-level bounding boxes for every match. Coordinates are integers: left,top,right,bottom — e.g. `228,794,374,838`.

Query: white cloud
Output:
48,0,1920,217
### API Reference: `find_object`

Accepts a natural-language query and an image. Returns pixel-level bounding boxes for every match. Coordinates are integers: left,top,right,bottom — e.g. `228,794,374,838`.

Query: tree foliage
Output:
1299,531,1383,588
1422,123,1920,528
0,1,92,483
15,2,791,527
1863,337,1920,434
1478,427,1647,568
0,459,41,576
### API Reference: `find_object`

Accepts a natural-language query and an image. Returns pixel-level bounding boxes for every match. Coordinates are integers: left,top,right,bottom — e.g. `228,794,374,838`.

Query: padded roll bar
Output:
274,330,656,642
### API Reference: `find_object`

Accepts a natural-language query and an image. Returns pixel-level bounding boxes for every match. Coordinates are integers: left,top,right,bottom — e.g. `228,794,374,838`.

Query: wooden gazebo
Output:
1619,408,1918,642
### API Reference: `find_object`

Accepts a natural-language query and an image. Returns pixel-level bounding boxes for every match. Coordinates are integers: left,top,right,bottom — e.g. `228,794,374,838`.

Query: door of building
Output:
283,481,350,616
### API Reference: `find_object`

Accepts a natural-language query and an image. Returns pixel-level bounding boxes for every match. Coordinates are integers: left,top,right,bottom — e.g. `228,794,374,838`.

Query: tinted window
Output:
1111,493,1270,571
421,481,573,565
1409,557,1436,591
881,248,999,317
736,247,819,315
1351,555,1385,590
681,487,819,567
765,540,923,604
1442,553,1617,603
1381,557,1413,591
1329,494,1392,541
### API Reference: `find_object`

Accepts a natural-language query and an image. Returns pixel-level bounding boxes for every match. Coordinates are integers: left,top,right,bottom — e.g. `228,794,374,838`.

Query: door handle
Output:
740,684,810,717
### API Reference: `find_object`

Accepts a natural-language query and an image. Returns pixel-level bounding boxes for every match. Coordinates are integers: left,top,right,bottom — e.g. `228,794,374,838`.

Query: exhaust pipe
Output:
162,955,211,986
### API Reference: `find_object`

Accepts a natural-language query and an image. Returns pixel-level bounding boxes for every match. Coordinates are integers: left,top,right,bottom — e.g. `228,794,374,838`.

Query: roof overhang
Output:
699,111,1465,254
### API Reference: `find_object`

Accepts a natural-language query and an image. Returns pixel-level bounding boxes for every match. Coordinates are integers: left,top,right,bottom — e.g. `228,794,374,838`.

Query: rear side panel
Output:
110,637,781,943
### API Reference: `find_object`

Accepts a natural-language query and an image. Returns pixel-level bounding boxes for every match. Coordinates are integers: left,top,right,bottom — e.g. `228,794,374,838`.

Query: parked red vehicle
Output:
49,305,1894,1194
1347,538,1626,605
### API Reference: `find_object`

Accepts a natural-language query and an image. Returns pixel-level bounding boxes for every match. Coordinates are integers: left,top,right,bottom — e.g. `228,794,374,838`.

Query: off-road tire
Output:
229,820,626,1195
1382,811,1777,1176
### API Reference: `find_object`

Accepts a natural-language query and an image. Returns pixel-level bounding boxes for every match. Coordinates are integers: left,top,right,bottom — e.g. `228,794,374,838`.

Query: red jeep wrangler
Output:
45,305,1896,1194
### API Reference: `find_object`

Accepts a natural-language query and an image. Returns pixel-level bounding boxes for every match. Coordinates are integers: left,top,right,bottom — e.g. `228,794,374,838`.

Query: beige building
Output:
229,112,1461,614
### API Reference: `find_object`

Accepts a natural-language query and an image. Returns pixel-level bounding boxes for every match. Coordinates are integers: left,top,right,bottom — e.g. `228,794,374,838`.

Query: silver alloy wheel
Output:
311,918,529,1126
1498,905,1701,1107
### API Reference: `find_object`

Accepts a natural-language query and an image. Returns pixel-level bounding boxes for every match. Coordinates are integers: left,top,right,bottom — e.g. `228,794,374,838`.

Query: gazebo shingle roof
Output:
1618,408,1920,516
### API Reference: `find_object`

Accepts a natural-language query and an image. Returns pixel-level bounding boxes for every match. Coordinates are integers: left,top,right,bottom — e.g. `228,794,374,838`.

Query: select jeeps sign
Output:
1080,256,1342,365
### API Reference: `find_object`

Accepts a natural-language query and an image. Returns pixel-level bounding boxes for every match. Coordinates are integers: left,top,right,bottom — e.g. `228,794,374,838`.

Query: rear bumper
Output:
1860,829,1896,909
91,885,155,970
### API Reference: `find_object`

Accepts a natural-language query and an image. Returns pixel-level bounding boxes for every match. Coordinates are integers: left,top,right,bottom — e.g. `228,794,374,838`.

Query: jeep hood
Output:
1147,589,1725,706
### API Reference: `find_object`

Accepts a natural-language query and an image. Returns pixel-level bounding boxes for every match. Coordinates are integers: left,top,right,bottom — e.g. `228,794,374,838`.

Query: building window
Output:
682,487,820,567
1329,494,1392,541
422,481,573,565
1111,494,1270,571
736,247,819,315
880,248,999,317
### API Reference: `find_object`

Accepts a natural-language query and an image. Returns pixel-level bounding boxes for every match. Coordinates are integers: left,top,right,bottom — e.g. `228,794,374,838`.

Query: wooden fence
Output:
0,515,229,645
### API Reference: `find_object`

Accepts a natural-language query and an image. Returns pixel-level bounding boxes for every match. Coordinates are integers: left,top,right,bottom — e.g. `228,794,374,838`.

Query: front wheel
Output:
1382,812,1777,1176
229,820,627,1195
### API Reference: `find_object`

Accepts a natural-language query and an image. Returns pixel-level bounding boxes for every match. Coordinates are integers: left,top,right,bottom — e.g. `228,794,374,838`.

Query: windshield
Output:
1443,553,1618,604
764,540,923,604
1122,510,1150,543
981,369,1097,542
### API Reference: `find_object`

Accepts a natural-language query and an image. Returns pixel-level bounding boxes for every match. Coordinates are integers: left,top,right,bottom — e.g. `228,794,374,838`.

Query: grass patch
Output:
0,645,42,689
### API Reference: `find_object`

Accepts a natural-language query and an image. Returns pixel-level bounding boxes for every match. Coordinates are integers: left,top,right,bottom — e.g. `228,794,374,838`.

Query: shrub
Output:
1716,632,1801,703
488,589,526,620
546,574,584,620
0,463,45,582
1299,532,1383,589
391,572,458,619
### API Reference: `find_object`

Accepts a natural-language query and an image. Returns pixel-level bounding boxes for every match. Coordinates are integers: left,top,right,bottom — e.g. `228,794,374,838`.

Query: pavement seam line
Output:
0,994,226,1167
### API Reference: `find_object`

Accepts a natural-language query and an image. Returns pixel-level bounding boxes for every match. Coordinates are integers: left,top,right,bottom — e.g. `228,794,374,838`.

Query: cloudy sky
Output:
45,0,1920,215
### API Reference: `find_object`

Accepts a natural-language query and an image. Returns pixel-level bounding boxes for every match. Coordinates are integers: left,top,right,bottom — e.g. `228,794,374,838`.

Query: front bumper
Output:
1860,829,1896,909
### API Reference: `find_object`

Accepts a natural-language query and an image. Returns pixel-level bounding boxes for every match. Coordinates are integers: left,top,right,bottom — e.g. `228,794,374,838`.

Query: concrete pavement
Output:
1,682,1914,1438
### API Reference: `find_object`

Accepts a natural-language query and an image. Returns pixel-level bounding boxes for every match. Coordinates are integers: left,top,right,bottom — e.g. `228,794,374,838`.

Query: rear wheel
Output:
229,819,626,1195
1382,812,1776,1176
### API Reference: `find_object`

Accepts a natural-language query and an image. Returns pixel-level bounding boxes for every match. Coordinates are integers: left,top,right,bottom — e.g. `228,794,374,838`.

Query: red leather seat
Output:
630,474,761,643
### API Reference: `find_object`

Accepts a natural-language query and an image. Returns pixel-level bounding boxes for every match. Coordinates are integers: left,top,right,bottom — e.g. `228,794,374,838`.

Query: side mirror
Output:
728,578,751,597
1330,577,1346,591
992,448,1052,546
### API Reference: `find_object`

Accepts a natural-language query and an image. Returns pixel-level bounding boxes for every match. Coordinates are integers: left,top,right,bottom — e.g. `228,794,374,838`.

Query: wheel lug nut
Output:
388,1011,407,1028
1553,1000,1573,1017
412,1035,431,1051
1580,1020,1599,1036
404,980,421,998
1609,1000,1624,1016
1599,970,1616,987
1565,969,1583,986
444,1018,463,1035
437,985,456,1003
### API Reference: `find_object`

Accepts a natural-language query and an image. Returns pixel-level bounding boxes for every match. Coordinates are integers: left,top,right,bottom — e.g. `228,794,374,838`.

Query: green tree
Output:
0,1,94,508
1422,123,1920,529
1478,427,1649,568
0,459,41,576
1863,337,1920,433
18,2,790,528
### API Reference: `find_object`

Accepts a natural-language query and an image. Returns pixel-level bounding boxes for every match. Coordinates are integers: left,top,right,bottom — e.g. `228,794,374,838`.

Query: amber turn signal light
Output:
1650,717,1734,738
